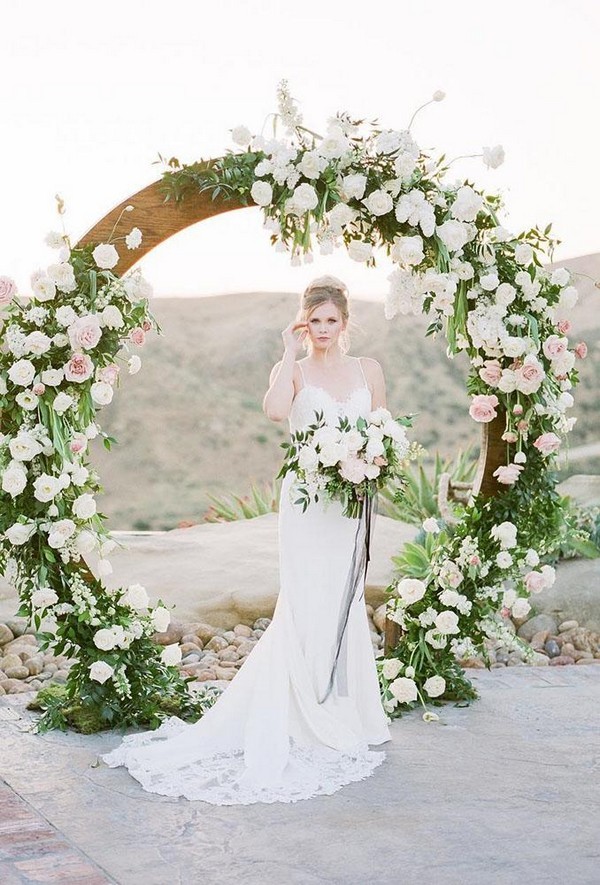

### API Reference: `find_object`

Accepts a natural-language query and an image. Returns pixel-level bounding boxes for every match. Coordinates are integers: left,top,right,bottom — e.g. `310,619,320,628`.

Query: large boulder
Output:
556,474,600,508
530,558,600,632
0,513,414,629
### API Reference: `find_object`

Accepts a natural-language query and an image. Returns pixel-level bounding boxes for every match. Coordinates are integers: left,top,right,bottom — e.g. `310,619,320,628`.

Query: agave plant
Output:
378,447,477,526
202,479,281,522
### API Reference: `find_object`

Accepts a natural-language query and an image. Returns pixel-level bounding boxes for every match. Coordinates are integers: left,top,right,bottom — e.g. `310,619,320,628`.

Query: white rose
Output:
92,243,119,270
495,283,516,306
33,474,61,502
160,643,182,666
101,305,124,329
250,180,273,207
128,355,142,375
451,185,484,223
423,675,446,698
389,676,418,703
8,359,36,387
48,262,77,292
152,605,171,633
327,202,357,233
291,183,318,213
231,125,252,146
396,578,427,605
514,243,534,266
41,368,64,386
368,407,392,425
74,530,97,554
436,220,470,253
511,597,531,620
52,392,74,414
2,464,27,498
490,521,517,549
45,230,65,249
93,628,118,651
363,189,393,217
339,173,366,201
9,431,43,461
482,145,505,169
365,437,385,460
71,465,89,486
122,583,149,610
5,521,36,545
298,445,319,472
52,332,69,347
15,390,39,411
364,463,381,479
348,240,373,263
496,551,513,569
382,658,402,680
422,517,440,534
23,330,52,355
90,381,114,405
72,493,97,519
391,235,424,266
434,610,460,634
551,267,570,287
298,150,326,179
89,661,114,684
480,272,500,292
31,274,56,302
319,441,348,467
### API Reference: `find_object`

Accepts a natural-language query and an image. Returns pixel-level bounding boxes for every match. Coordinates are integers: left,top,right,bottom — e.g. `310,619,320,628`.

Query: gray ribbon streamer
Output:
317,494,377,705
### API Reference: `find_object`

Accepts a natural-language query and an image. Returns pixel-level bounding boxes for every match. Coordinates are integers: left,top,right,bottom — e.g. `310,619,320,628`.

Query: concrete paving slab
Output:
0,666,598,885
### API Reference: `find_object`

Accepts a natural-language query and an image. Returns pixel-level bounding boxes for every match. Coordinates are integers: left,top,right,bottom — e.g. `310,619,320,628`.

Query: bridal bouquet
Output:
277,407,416,518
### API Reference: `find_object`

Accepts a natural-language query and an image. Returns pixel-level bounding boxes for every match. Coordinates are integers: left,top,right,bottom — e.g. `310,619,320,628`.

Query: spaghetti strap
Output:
356,357,368,388
297,360,306,388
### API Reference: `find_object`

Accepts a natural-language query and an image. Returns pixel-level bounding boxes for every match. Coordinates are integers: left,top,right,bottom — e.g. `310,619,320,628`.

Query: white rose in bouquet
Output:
5,521,36,545
128,355,142,375
90,381,114,405
71,465,89,485
92,243,119,270
48,262,76,293
125,227,143,250
382,658,402,680
391,234,424,266
161,643,183,666
341,428,365,453
339,457,367,484
298,445,319,472
319,441,349,467
490,522,517,549
89,661,114,684
8,359,36,387
52,392,74,414
436,220,470,253
93,627,118,651
298,150,326,179
327,202,356,233
514,243,534,266
74,530,97,554
72,493,97,519
250,180,273,207
23,330,52,356
47,519,76,549
9,431,43,461
41,368,64,386
363,189,393,217
450,186,484,223
423,675,446,698
33,474,61,502
365,437,385,461
313,425,341,447
31,274,56,302
389,676,418,703
122,583,150,610
290,183,319,213
101,305,124,329
369,407,392,425
364,463,381,479
2,464,27,497
396,578,427,605
340,173,367,201
434,610,460,634
152,605,171,633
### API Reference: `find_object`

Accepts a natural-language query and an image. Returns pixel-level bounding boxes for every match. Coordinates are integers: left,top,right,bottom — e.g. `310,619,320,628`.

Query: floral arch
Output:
0,85,586,728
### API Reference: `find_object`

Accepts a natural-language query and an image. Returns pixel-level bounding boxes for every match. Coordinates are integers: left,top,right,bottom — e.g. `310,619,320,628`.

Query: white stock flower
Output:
92,243,119,270
89,661,114,684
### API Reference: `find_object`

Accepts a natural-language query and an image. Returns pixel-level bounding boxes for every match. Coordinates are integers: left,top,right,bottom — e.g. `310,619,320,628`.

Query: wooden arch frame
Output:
77,174,508,500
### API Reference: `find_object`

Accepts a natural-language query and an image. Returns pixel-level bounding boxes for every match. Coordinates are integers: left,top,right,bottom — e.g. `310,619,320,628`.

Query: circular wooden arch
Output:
76,172,507,500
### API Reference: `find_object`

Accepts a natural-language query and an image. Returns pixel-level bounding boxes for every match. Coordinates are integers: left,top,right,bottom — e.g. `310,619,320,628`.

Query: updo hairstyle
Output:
299,275,352,354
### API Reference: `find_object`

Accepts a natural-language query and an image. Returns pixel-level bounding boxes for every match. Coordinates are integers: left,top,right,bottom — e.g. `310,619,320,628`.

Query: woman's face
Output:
306,301,346,352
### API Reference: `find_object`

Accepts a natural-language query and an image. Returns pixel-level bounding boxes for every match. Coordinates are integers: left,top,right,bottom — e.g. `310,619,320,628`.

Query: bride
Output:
102,275,392,804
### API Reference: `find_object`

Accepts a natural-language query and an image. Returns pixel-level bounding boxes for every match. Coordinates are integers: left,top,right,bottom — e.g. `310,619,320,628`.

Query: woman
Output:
102,275,391,804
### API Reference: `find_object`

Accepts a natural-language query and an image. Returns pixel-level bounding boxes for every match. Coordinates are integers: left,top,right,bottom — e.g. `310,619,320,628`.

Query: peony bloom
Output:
92,243,119,269
89,661,114,684
339,457,367,484
396,578,427,605
493,463,523,485
423,675,446,698
469,394,499,423
533,432,561,456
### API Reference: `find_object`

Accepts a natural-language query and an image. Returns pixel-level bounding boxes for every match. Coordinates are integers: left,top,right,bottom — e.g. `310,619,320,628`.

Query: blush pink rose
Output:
64,353,94,383
68,315,102,351
575,342,587,359
339,456,368,484
542,335,568,361
142,320,152,332
469,394,499,423
515,359,545,394
557,319,571,335
469,555,481,567
524,570,546,593
97,364,120,385
478,359,503,387
493,463,523,484
0,275,17,304
533,432,561,456
70,433,88,454
130,327,146,346
32,383,45,395
502,431,518,443
513,403,524,416
516,420,529,432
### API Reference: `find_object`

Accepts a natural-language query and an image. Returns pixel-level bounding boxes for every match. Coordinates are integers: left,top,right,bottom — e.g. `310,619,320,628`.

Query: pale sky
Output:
3,0,599,303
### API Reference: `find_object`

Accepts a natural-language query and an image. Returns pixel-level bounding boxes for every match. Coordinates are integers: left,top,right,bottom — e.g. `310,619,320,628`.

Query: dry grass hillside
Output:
90,254,600,530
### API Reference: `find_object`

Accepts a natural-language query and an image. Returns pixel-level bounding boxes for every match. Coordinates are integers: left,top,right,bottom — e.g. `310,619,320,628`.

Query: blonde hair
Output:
299,275,351,354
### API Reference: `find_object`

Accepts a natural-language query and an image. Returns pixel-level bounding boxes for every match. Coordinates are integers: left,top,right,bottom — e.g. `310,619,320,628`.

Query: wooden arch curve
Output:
77,173,507,500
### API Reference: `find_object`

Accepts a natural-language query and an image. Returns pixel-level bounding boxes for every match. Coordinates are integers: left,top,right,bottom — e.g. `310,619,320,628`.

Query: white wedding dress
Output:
102,356,391,804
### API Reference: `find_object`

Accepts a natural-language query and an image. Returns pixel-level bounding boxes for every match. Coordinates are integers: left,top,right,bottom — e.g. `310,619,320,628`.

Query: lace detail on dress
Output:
103,716,386,806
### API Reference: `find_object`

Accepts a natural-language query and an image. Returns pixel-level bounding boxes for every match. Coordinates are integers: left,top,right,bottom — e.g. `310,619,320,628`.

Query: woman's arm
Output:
262,350,298,422
362,357,387,410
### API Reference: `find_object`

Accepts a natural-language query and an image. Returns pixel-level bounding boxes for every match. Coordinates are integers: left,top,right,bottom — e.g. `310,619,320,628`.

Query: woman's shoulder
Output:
356,356,383,375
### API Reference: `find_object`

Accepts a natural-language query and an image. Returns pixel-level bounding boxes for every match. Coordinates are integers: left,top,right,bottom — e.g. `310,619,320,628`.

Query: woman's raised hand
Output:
282,319,308,356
